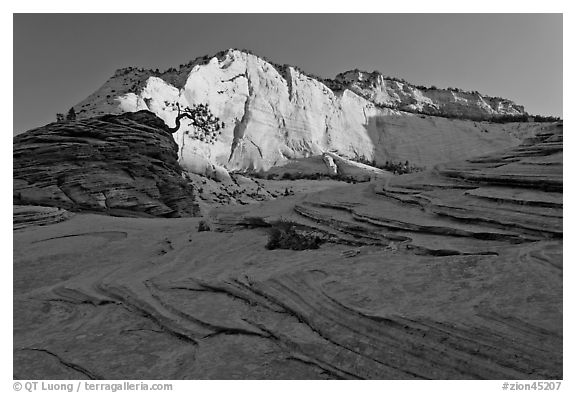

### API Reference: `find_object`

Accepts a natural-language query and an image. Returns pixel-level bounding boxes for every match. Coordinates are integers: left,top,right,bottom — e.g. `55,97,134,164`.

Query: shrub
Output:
265,221,326,250
488,114,561,123
350,157,425,175
198,220,211,232
380,160,425,175
66,107,76,121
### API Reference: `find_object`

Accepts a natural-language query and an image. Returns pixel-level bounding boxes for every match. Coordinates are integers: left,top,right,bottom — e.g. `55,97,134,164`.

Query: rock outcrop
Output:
264,152,392,181
13,206,74,230
13,111,199,217
288,123,563,252
333,70,525,119
213,122,562,251
73,49,544,178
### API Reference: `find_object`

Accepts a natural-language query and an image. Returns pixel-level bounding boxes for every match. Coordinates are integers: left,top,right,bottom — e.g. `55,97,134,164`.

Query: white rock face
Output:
322,154,338,176
74,49,541,178
334,70,526,119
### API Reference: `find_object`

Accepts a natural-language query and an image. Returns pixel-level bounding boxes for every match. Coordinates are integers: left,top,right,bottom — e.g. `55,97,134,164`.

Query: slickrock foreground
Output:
13,111,199,218
13,122,562,379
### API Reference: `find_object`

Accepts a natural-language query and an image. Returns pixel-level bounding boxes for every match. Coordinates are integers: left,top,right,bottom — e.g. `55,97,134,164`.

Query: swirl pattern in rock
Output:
13,124,562,379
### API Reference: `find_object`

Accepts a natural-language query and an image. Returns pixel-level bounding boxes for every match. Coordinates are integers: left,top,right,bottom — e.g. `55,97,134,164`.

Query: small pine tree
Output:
66,107,76,121
56,113,65,122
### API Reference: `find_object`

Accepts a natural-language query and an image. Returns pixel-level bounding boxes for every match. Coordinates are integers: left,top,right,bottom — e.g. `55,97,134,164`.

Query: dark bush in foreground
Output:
198,220,211,232
266,221,326,250
380,160,425,175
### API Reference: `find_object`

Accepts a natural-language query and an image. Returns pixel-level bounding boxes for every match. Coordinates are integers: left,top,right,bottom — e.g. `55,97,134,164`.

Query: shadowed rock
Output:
13,111,199,218
13,206,74,230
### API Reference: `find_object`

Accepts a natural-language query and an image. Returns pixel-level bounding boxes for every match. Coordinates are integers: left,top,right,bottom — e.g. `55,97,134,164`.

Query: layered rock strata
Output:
13,111,199,217
73,49,542,176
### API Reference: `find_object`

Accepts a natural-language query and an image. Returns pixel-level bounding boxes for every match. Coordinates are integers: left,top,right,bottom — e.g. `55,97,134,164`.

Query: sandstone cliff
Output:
13,111,199,217
73,49,545,178
333,70,525,119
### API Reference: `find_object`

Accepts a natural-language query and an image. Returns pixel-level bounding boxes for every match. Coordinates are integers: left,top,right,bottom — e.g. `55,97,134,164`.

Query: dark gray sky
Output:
14,13,562,134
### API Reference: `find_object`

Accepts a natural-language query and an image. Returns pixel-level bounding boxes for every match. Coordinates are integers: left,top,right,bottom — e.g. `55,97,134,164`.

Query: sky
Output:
13,13,562,134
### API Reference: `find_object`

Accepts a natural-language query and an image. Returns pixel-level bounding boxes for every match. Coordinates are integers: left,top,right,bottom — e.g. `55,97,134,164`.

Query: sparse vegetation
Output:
370,101,561,123
197,220,211,232
166,103,225,144
66,107,76,121
352,157,425,175
266,220,326,250
488,114,561,123
247,170,360,183
380,160,425,175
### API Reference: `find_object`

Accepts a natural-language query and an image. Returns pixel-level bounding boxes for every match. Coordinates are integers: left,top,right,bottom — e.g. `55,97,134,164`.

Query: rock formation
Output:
281,122,563,253
72,49,545,178
12,47,562,380
13,123,562,379
13,206,74,230
263,152,392,181
13,111,199,217
333,69,525,119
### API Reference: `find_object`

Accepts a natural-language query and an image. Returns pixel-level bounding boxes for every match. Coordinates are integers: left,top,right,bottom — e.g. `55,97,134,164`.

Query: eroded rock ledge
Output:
13,111,199,217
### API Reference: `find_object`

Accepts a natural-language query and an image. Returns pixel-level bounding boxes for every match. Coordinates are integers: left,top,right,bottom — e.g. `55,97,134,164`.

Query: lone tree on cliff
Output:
66,107,76,121
167,103,225,138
